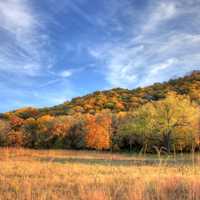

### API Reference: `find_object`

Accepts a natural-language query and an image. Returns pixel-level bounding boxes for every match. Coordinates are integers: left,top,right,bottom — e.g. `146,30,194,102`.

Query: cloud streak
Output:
89,0,200,88
0,0,51,76
142,1,177,33
0,0,75,111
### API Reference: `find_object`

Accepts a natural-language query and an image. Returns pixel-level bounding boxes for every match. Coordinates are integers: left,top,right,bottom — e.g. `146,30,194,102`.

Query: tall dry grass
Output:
0,148,200,200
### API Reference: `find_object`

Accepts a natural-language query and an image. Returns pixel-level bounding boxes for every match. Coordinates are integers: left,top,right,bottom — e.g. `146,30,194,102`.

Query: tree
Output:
51,115,77,148
14,107,39,119
9,115,24,130
22,118,39,148
114,92,200,153
7,130,26,147
35,115,55,148
0,120,10,146
114,108,156,152
64,120,85,149
152,93,199,152
84,112,111,150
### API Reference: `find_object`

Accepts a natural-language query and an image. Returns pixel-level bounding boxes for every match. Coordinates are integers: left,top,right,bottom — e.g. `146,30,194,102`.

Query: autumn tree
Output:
7,130,26,147
35,115,55,148
22,118,39,148
114,107,156,152
84,112,112,150
114,93,199,153
64,119,85,149
51,115,77,148
14,107,39,119
152,93,199,152
9,115,24,130
0,120,10,146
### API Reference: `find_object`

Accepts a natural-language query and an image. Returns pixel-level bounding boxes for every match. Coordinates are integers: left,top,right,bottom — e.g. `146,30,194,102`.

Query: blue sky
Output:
0,0,200,112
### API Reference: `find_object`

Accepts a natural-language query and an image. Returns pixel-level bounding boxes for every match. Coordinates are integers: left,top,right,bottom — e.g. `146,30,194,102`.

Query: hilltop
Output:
5,70,200,119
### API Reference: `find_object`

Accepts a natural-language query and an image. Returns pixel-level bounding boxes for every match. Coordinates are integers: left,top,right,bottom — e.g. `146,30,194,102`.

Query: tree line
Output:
0,92,199,153
35,71,200,117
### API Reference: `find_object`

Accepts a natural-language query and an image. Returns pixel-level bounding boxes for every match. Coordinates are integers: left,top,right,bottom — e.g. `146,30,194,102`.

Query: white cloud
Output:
0,0,35,31
0,0,50,76
60,70,73,78
150,58,178,75
143,2,177,33
89,0,200,88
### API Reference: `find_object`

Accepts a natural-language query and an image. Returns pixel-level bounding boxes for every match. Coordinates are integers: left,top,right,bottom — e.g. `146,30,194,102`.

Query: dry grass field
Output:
0,148,200,200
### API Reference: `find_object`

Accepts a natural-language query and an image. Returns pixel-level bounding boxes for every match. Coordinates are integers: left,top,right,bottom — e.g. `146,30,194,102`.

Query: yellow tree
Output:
152,92,199,152
115,92,200,153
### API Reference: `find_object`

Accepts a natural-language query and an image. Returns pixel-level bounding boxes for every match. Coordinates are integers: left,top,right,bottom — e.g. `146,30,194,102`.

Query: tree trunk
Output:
163,131,171,153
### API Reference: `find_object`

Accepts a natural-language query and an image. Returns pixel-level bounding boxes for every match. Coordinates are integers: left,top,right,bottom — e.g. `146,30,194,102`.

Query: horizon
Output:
1,0,200,112
2,70,199,113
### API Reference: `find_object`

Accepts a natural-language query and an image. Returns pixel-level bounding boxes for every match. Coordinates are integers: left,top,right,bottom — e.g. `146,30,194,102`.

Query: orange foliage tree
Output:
84,112,112,150
7,130,26,147
9,115,24,130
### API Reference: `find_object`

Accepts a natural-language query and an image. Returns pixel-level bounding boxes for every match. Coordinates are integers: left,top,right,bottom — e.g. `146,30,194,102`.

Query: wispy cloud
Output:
150,58,178,75
142,1,177,33
89,0,200,88
0,0,76,111
0,0,51,76
0,0,35,31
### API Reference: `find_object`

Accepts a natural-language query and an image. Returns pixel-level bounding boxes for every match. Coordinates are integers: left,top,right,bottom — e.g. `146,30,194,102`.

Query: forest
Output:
0,71,200,153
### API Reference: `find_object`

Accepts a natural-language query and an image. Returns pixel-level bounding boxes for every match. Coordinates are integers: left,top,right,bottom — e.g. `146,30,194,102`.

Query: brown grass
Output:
0,148,200,200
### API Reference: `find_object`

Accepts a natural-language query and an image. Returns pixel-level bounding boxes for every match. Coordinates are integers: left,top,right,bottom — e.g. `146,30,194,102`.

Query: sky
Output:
0,0,200,112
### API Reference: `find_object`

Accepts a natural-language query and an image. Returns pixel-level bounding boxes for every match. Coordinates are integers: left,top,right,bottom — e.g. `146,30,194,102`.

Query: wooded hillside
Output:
0,71,199,152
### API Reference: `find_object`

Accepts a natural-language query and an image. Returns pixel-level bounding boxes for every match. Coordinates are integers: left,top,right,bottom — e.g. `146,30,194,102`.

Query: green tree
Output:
152,93,199,152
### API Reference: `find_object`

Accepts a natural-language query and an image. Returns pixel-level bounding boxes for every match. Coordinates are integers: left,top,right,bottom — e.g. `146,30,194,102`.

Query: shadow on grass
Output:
36,156,197,166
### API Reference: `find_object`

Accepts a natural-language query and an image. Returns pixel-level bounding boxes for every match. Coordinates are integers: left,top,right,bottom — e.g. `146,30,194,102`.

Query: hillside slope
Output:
38,71,200,117
3,70,200,119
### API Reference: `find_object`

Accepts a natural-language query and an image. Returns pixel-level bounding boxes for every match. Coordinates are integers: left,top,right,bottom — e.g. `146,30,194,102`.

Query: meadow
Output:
0,148,200,200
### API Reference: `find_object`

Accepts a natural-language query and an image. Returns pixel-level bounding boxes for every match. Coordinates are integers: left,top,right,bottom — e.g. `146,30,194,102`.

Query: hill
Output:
0,71,199,152
6,70,200,119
